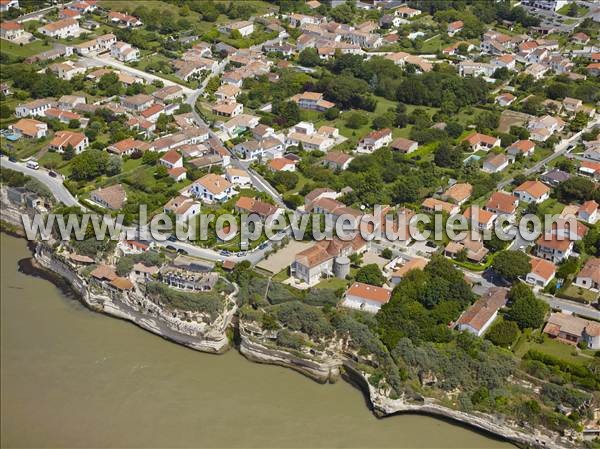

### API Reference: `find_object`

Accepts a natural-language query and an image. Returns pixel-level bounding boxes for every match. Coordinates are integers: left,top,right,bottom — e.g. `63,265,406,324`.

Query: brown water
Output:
1,234,514,448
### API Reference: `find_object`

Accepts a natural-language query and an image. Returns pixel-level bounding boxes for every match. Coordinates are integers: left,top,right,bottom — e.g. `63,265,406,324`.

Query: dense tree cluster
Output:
377,256,475,349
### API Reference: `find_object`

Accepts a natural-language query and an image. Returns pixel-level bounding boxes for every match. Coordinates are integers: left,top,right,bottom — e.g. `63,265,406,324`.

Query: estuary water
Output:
1,234,513,448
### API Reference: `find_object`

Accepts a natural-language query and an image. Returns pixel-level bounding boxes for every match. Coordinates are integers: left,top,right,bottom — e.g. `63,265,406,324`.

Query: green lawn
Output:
537,198,565,217
557,283,599,304
556,3,588,17
315,276,348,291
514,334,592,365
1,39,53,59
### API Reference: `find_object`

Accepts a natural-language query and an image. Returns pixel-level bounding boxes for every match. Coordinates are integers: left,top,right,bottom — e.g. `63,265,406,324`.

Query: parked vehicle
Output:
26,160,39,170
48,171,57,178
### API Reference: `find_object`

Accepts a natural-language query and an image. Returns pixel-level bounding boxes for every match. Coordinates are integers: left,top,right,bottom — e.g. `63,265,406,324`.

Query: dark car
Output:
8,156,16,162
48,171,57,178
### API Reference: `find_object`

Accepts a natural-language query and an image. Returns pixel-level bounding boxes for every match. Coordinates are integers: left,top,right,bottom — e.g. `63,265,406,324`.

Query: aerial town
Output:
1,0,600,448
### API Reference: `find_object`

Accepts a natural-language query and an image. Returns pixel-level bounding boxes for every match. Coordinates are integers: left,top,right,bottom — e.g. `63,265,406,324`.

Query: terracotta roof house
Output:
235,196,279,219
421,198,460,216
322,152,354,171
163,195,200,221
268,157,296,172
445,234,489,263
507,140,535,157
496,92,516,107
159,150,183,169
447,20,464,36
455,287,508,337
9,118,48,139
107,138,146,156
90,184,127,210
341,282,391,314
535,234,574,263
110,276,135,292
292,235,366,286
390,257,428,286
578,200,599,224
356,128,393,154
572,32,590,45
464,133,501,151
90,264,117,282
391,137,418,154
482,153,509,173
188,174,235,203
526,256,556,288
579,160,600,180
463,206,497,231
575,258,600,291
514,180,550,204
49,130,89,154
442,183,473,205
485,191,518,219
544,312,600,349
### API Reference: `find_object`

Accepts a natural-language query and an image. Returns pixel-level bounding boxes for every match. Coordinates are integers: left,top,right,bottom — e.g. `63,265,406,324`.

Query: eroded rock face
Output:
27,244,580,449
33,245,235,354
238,325,342,384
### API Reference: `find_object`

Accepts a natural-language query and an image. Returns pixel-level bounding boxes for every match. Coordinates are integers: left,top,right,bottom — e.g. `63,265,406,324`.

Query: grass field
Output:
1,39,53,59
557,283,599,304
514,334,592,365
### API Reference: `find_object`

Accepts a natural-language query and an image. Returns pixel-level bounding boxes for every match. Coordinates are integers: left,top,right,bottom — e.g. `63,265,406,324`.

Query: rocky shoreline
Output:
0,215,576,449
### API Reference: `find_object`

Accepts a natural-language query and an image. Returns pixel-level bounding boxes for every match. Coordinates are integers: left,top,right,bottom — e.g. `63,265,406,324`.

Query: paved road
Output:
1,158,278,264
1,158,80,207
497,118,600,190
540,294,600,320
82,55,195,94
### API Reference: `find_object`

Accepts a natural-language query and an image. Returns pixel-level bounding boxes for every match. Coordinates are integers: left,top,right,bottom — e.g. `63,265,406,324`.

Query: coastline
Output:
1,221,575,449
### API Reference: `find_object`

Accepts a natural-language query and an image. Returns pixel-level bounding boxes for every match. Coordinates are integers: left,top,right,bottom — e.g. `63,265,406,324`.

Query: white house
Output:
159,150,183,170
111,41,139,62
535,234,574,263
38,18,80,39
15,98,54,118
163,195,201,222
341,282,391,314
514,180,550,204
219,20,254,37
575,258,600,291
188,174,235,203
0,0,19,12
9,118,48,139
455,288,508,337
225,167,252,186
356,128,392,153
526,256,556,288
49,131,89,154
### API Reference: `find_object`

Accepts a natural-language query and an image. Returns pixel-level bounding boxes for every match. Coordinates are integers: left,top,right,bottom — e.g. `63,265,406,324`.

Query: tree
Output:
68,119,80,129
70,149,109,181
355,264,386,287
230,29,242,40
325,107,340,120
298,48,320,67
556,176,596,203
507,282,547,330
381,248,393,260
98,72,122,96
63,144,75,161
434,141,462,168
492,250,530,282
345,112,368,129
446,122,464,139
567,2,579,17
485,320,519,347
372,115,393,130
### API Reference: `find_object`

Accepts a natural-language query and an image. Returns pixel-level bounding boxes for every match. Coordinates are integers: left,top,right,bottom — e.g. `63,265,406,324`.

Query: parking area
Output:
256,240,312,274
